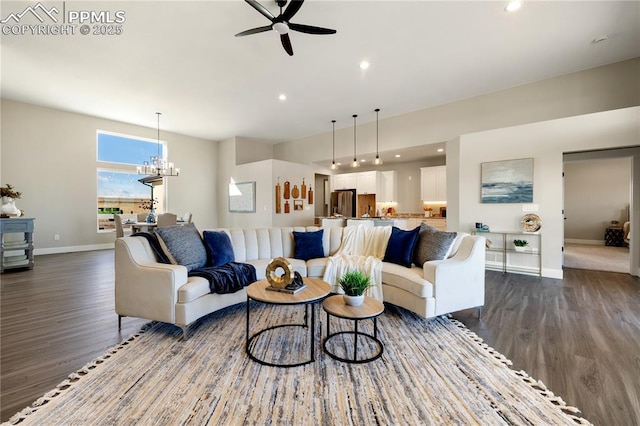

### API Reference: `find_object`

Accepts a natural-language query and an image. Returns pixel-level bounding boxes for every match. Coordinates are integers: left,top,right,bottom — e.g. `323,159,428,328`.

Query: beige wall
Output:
1,100,217,253
274,59,640,165
564,157,632,242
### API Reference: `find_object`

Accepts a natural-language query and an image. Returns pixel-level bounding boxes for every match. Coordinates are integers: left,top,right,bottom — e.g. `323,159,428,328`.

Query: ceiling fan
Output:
235,0,336,56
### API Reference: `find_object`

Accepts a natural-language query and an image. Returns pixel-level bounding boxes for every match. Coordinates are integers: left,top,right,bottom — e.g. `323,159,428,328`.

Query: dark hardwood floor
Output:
2,250,639,424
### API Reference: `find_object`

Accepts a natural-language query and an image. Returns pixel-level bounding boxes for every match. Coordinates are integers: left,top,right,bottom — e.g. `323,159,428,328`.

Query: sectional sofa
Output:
115,225,486,338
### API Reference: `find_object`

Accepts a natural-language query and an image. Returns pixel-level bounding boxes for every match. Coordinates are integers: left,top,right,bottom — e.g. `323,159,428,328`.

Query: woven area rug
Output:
5,303,591,425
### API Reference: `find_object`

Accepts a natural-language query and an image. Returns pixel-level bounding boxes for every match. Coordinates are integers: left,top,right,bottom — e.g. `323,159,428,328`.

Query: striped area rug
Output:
5,302,590,425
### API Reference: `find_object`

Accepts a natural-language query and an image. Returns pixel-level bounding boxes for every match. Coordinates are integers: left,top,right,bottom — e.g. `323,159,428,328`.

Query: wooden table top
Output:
246,277,331,305
322,295,385,320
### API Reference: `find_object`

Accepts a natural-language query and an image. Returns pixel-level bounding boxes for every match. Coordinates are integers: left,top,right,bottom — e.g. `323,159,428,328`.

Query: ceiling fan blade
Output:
235,25,273,37
244,0,275,21
281,0,304,22
280,33,294,56
289,23,336,35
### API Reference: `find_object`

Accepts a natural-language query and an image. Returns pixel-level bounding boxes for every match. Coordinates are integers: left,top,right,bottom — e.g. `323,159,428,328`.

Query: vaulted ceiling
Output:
2,1,638,143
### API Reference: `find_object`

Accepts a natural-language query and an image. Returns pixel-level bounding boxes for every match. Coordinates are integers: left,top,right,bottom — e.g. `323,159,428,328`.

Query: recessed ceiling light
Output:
437,148,444,153
505,0,522,12
361,159,366,163
395,154,401,158
336,162,342,166
359,61,370,70
278,94,286,101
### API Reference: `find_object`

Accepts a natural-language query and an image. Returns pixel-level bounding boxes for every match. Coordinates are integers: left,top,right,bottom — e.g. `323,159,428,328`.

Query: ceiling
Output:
1,1,639,151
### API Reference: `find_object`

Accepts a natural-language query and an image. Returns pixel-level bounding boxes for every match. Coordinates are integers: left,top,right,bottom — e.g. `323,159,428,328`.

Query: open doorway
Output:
563,153,632,273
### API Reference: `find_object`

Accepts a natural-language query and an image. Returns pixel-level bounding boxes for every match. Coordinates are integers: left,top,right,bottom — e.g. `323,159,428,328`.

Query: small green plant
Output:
513,239,529,247
338,271,375,296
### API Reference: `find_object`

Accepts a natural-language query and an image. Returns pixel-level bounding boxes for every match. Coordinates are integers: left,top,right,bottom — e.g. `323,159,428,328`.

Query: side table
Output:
1,217,35,273
322,295,384,363
605,227,624,247
246,277,330,368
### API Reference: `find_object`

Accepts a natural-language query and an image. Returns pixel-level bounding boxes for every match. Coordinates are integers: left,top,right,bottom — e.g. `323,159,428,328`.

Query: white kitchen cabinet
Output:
356,171,378,194
331,173,357,191
421,166,446,202
378,171,398,202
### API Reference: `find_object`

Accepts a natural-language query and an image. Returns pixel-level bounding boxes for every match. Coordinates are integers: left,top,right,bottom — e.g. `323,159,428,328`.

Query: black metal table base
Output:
323,313,384,364
246,300,316,368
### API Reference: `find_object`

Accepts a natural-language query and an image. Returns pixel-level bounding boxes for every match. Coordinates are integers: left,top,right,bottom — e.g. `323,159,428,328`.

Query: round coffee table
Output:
322,295,385,363
246,277,330,367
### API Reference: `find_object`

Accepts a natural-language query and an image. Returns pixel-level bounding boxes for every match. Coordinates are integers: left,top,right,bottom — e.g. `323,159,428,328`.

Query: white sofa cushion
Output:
246,257,307,280
178,276,211,303
381,262,434,298
306,257,329,278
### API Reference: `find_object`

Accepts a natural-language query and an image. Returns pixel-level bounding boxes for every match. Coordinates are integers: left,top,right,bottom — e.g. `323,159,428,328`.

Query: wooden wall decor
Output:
292,185,300,199
301,178,307,199
275,178,281,214
283,180,290,199
308,186,313,204
284,200,290,213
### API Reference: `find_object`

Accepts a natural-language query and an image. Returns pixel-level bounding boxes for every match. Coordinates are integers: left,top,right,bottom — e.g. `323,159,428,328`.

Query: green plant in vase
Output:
338,271,375,306
513,239,528,252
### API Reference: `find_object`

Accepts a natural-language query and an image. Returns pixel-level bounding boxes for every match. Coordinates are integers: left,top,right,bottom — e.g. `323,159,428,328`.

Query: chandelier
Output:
137,112,180,178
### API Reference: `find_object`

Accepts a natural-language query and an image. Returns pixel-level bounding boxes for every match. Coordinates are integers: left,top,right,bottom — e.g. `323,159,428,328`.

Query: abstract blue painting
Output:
481,158,533,203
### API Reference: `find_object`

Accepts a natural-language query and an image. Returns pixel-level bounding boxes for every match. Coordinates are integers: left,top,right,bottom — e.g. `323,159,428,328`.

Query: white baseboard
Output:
34,243,114,255
564,239,604,245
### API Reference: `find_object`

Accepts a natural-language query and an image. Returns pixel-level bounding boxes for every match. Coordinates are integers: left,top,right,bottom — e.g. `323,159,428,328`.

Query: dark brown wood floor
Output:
2,250,640,424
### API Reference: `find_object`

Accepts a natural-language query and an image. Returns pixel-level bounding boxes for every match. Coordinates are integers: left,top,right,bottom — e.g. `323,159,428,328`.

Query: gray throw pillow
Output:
413,223,457,266
155,223,207,272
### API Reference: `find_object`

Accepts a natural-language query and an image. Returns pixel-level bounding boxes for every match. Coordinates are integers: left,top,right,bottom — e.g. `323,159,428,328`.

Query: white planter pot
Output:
1,197,20,216
343,294,364,307
514,246,526,252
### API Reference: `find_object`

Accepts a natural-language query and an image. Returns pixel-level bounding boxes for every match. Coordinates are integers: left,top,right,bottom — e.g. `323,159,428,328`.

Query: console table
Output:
473,230,541,277
1,217,35,273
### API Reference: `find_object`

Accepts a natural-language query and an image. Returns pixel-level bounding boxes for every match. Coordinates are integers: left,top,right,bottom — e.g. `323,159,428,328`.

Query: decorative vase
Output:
1,197,21,216
146,208,157,223
343,294,364,307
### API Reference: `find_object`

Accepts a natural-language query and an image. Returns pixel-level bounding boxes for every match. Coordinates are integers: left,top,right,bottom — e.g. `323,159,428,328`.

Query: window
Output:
96,131,165,232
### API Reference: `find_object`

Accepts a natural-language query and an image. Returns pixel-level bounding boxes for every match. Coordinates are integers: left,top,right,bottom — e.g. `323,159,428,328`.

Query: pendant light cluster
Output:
329,108,383,170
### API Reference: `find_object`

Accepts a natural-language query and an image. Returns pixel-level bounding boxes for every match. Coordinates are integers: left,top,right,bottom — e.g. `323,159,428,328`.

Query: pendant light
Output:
373,108,383,165
330,120,338,170
351,114,359,168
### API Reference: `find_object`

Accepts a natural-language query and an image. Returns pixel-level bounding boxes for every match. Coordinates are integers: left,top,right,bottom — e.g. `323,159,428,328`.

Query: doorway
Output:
563,153,632,273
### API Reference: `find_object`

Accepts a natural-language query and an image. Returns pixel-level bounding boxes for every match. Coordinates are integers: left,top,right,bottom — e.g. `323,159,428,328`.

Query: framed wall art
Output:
229,181,256,213
481,158,533,203
293,199,303,211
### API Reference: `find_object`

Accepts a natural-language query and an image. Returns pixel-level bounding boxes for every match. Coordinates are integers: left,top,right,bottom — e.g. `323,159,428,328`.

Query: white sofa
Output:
115,226,486,338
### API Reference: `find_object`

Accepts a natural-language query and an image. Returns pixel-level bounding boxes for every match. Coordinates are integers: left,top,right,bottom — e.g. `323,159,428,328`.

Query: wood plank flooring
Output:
2,250,639,424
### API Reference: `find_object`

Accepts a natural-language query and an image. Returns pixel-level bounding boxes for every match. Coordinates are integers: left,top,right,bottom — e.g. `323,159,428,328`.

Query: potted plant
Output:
1,184,22,216
338,271,374,306
513,239,528,252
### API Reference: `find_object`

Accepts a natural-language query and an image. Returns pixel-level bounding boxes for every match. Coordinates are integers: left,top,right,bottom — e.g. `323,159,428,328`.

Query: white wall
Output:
1,100,217,253
564,157,631,243
451,107,640,279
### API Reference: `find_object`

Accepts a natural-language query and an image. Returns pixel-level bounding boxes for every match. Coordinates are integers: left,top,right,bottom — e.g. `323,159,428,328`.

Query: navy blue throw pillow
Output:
203,230,235,267
383,226,421,268
293,229,325,261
